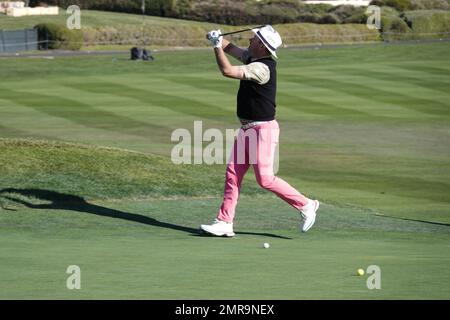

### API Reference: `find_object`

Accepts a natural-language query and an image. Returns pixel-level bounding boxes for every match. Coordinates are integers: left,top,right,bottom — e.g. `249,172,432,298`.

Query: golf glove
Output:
207,30,223,48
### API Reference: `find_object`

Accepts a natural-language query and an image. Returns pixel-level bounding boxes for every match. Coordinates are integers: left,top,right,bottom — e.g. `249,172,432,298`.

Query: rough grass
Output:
404,10,450,39
0,138,259,201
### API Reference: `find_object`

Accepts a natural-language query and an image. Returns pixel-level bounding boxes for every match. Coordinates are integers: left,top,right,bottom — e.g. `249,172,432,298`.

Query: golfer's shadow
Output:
0,188,291,239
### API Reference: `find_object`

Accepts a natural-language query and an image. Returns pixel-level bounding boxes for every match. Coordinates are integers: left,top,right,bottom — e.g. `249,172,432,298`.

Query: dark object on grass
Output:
142,49,154,61
131,47,154,61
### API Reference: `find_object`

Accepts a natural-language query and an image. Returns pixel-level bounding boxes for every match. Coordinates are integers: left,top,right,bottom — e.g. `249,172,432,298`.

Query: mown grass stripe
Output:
332,66,450,95
162,74,238,96
279,77,428,119
0,88,171,141
109,77,237,115
388,63,450,77
283,74,450,117
313,67,450,104
162,77,237,101
277,91,374,118
282,161,450,204
0,123,54,140
64,80,231,120
52,80,194,120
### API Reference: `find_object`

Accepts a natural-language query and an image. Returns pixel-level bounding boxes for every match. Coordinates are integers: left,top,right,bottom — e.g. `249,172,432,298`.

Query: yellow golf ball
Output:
357,268,365,276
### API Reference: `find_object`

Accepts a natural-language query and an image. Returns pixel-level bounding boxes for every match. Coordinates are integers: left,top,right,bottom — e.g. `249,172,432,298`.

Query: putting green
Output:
0,195,448,299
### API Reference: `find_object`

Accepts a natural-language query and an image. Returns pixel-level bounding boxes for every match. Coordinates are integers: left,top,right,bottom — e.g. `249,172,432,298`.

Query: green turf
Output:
0,42,449,299
1,195,449,299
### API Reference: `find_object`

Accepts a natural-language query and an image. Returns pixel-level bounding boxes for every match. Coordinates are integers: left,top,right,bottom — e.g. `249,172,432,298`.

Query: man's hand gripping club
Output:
206,30,223,48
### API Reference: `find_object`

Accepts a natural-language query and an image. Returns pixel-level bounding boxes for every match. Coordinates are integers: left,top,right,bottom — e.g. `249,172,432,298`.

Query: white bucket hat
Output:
252,25,282,59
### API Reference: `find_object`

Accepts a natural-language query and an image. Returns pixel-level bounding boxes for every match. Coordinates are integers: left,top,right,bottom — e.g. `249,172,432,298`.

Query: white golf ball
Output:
263,242,270,249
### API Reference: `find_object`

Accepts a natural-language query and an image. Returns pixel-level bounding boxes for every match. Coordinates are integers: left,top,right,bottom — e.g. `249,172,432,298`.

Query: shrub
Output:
380,5,401,17
381,16,412,40
371,0,413,11
78,22,380,49
30,1,49,7
260,4,298,24
30,0,178,14
330,5,358,20
171,0,192,17
297,3,333,15
29,0,336,26
35,23,83,50
404,10,450,38
298,13,322,23
409,0,449,10
320,13,341,24
277,23,380,44
344,11,368,24
190,1,251,25
330,5,367,24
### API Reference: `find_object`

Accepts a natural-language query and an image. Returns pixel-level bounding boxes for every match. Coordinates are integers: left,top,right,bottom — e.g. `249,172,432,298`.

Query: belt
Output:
241,121,268,130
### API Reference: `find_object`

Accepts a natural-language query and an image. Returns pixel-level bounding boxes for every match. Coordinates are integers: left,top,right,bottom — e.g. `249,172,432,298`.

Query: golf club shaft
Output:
219,25,266,37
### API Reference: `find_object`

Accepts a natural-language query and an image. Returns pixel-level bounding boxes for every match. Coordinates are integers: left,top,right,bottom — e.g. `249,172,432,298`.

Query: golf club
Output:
219,25,267,37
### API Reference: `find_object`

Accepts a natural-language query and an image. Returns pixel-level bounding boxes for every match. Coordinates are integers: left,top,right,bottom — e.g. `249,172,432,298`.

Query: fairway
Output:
1,42,449,299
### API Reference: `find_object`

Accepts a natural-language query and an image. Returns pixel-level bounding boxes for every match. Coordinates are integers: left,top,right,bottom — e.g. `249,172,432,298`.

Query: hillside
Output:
0,138,243,202
0,9,221,30
0,9,379,49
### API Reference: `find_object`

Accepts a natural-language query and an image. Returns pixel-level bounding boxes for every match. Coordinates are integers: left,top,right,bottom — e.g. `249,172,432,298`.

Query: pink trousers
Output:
217,120,310,223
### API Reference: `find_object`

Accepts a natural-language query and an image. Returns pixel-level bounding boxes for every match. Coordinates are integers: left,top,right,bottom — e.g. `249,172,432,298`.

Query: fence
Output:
0,28,38,53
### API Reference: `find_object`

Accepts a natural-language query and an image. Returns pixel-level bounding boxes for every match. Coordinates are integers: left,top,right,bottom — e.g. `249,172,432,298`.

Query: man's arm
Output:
207,30,246,80
222,38,247,63
214,46,245,80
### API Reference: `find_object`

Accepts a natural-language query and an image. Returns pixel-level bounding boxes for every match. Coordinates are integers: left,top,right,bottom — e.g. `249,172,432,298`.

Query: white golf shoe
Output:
200,219,235,237
300,200,320,232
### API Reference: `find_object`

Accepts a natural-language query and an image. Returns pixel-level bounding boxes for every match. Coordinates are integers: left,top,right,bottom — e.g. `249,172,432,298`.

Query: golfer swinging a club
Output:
200,25,319,237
